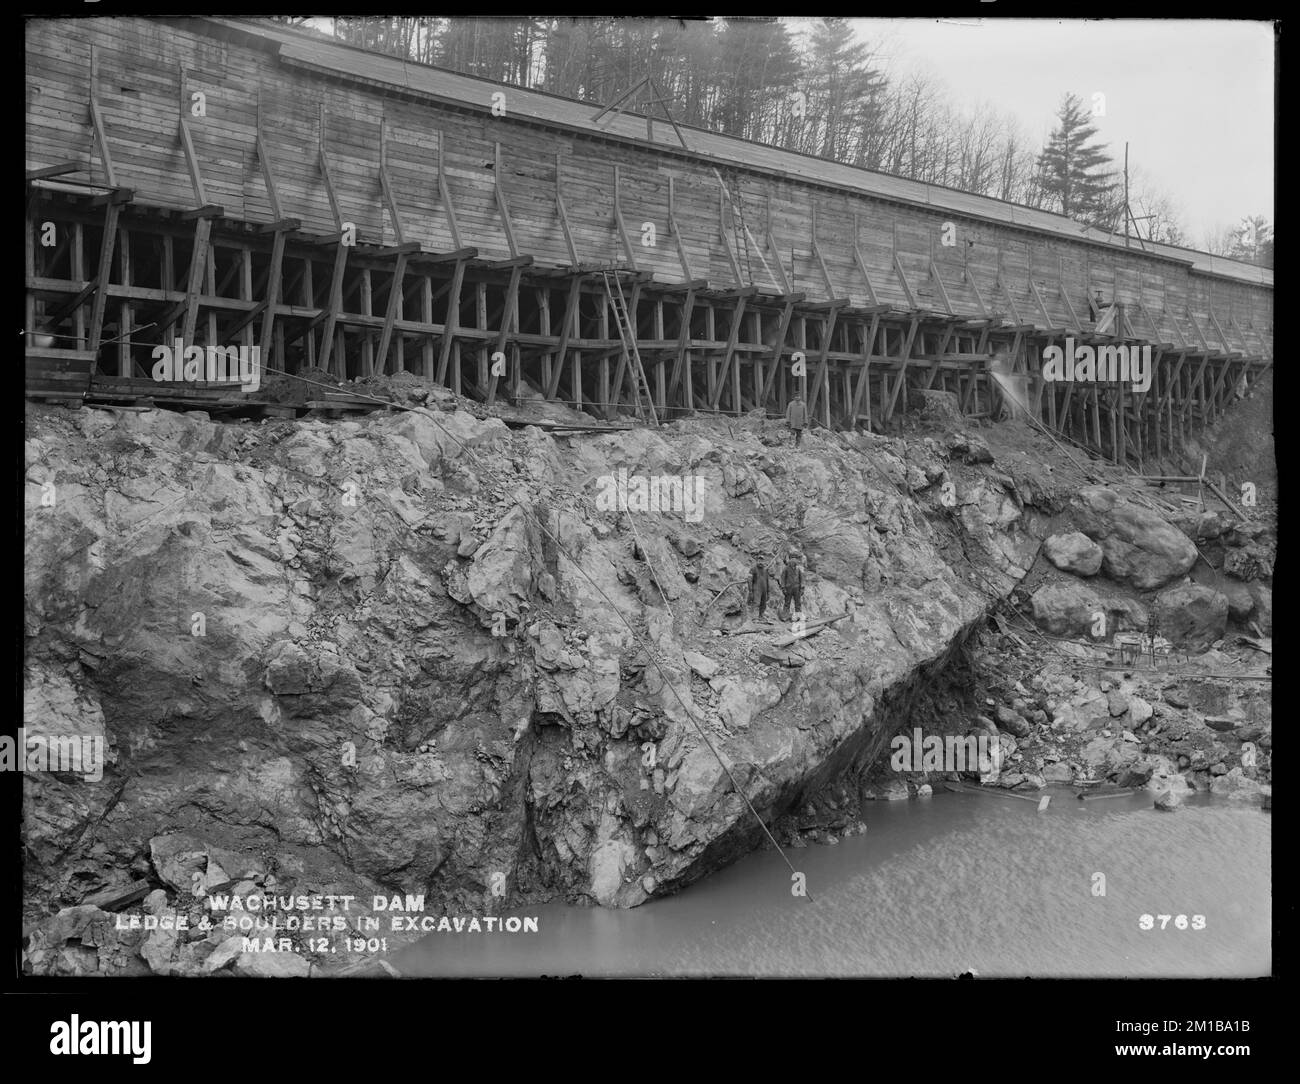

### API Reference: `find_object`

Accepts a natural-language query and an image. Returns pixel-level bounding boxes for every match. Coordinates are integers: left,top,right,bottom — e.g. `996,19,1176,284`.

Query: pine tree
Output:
802,18,885,161
1230,215,1272,266
714,19,801,142
1036,93,1118,226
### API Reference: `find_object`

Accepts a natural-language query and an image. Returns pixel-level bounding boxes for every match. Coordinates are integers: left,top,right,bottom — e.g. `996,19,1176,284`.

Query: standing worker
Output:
749,557,771,621
785,390,808,447
782,550,805,620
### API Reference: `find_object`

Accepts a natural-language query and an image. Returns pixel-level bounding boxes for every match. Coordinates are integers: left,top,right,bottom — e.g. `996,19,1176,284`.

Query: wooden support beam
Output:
966,261,991,319
1116,382,1127,465
179,205,223,221
255,92,286,223
28,162,80,181
534,285,552,388
554,154,580,266
1165,303,1188,349
316,241,348,375
437,137,463,250
1208,310,1238,354
1029,276,1058,330
412,247,477,268
928,258,955,315
378,121,406,248
806,302,843,425
893,250,918,310
253,228,287,363
493,142,519,259
1057,256,1085,331
598,298,611,414
88,45,117,188
612,164,638,272
1229,315,1259,355
486,263,523,406
766,220,791,295
708,292,749,411
87,201,120,353
717,179,745,286
1133,300,1163,343
666,286,697,403
359,269,374,374
1153,350,1186,418
179,216,211,346
1181,353,1210,422
1206,356,1235,418
922,325,957,389
592,79,644,126
812,205,839,299
300,253,317,368
852,215,881,307
885,316,919,421
608,277,644,415
592,77,690,149
177,66,209,207
436,258,466,386
1186,307,1211,352
667,176,693,281
1118,304,1140,341
544,275,582,400
44,274,100,326
319,105,343,230
115,226,132,376
758,297,796,407
994,247,1024,326
471,283,487,395
849,313,879,427
375,251,408,374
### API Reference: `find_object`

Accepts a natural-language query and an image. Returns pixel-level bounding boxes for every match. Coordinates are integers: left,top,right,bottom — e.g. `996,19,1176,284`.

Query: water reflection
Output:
393,790,1269,978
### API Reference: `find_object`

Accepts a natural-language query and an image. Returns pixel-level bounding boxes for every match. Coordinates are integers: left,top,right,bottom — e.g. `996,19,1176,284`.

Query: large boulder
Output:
1155,584,1228,650
1247,583,1272,633
1209,767,1264,803
995,705,1031,737
1070,486,1197,589
911,389,962,426
1218,580,1255,623
1031,583,1103,637
1029,583,1145,638
1154,789,1182,812
1044,532,1104,576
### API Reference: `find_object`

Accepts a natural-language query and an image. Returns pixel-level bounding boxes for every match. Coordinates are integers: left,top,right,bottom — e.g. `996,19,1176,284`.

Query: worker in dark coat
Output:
749,558,771,620
785,391,808,446
781,551,804,617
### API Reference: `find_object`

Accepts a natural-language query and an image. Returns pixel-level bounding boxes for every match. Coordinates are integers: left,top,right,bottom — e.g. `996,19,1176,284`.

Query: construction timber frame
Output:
27,17,1272,469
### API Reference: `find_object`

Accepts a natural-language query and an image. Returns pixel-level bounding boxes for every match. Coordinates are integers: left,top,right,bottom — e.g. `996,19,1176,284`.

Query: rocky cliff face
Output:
23,394,1048,965
22,387,1270,976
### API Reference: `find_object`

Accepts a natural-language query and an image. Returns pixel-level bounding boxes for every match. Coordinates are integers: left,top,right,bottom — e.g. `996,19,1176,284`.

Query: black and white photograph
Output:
17,8,1274,1047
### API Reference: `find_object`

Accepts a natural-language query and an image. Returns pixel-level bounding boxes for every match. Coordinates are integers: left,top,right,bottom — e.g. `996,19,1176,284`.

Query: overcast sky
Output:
302,16,1273,246
845,18,1275,244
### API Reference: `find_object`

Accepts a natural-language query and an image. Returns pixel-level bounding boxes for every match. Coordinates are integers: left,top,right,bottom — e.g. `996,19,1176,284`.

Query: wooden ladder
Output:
602,270,658,426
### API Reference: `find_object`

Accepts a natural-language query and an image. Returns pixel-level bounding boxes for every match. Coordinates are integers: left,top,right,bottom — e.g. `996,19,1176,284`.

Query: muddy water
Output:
393,790,1270,978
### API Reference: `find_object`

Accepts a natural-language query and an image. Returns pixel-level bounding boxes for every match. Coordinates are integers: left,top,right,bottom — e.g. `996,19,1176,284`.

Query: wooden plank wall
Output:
26,17,1272,351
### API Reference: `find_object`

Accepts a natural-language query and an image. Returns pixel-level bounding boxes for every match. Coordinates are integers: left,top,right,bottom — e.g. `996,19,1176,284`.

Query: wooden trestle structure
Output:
26,17,1272,468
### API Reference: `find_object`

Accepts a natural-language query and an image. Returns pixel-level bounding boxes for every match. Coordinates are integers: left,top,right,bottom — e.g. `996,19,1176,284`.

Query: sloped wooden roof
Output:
208,17,1271,290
